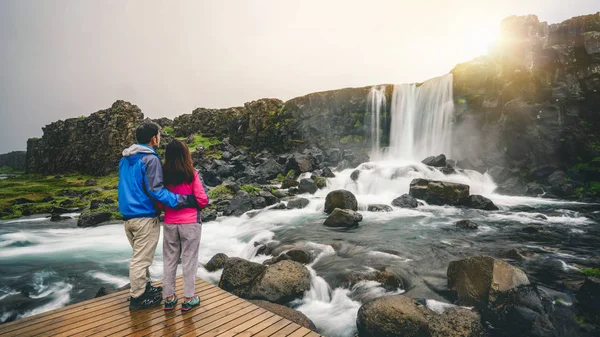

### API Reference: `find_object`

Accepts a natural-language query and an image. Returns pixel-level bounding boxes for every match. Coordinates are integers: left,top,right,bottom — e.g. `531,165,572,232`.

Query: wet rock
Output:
441,167,457,175
429,307,486,337
322,167,336,178
205,253,230,272
298,178,318,194
323,208,362,228
12,198,35,205
249,300,317,331
50,214,70,221
409,179,470,206
422,154,447,167
250,260,311,304
367,204,393,212
286,153,313,173
392,194,419,208
288,187,299,196
324,189,358,214
51,206,81,214
456,220,479,230
281,174,299,189
270,203,288,210
447,255,530,309
311,176,327,189
284,249,312,264
41,196,55,203
356,295,432,337
342,268,404,291
223,181,241,193
325,148,343,163
219,258,267,298
534,214,548,220
526,183,545,196
351,169,361,181
255,158,283,181
577,277,600,323
287,197,310,209
90,200,101,210
201,208,217,222
227,190,253,216
84,179,98,186
77,211,112,227
259,191,278,206
203,170,222,186
495,176,527,196
460,195,499,211
251,196,267,209
272,189,288,198
504,248,528,261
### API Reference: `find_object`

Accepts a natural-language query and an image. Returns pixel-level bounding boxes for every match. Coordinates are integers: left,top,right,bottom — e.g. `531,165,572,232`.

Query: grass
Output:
207,184,234,200
581,268,600,277
162,126,175,135
178,133,221,152
0,166,21,174
240,184,261,194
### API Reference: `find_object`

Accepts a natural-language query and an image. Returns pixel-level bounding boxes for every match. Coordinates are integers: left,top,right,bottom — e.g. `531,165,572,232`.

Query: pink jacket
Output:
162,171,209,224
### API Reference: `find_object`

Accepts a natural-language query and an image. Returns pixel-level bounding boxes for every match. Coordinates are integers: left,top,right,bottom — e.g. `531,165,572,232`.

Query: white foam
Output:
88,272,129,288
19,282,73,319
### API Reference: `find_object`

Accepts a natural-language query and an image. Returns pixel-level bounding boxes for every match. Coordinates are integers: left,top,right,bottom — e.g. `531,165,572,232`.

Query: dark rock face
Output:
356,295,432,337
392,194,419,208
26,101,143,175
205,253,229,272
77,212,112,227
460,195,500,211
577,277,600,323
227,191,254,216
219,258,266,298
287,197,310,209
298,178,318,194
409,179,470,206
324,189,358,214
0,151,26,171
323,208,363,228
249,300,317,331
422,154,447,167
249,260,311,304
456,220,479,230
201,208,217,222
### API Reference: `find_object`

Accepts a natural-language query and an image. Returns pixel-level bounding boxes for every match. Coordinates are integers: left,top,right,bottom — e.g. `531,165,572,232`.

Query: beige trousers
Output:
124,217,160,298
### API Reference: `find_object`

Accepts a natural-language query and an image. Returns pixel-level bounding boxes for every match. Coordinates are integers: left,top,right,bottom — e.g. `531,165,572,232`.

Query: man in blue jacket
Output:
118,122,196,309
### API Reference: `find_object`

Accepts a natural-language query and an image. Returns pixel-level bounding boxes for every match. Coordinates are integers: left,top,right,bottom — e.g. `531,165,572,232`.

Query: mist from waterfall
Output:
367,86,386,156
388,74,454,161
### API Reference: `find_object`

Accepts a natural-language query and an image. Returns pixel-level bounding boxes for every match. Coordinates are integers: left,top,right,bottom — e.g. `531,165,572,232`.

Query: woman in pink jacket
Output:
160,139,209,312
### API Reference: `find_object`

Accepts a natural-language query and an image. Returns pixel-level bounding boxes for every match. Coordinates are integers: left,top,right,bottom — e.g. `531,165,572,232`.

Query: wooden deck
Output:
0,277,322,337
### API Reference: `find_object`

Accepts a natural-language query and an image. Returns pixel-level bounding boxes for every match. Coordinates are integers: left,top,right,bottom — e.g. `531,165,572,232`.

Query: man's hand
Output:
183,194,198,209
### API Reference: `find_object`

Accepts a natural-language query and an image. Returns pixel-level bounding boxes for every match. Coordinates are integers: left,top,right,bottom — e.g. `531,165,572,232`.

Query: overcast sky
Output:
0,0,598,153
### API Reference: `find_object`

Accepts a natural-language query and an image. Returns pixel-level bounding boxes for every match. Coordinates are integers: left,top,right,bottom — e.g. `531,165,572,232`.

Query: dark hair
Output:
163,139,195,185
136,122,160,144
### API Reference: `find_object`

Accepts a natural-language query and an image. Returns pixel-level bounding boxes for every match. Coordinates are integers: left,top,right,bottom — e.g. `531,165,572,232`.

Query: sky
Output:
0,0,598,153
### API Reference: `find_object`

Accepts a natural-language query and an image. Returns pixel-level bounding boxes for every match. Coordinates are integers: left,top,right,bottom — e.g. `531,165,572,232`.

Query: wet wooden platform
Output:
0,277,322,337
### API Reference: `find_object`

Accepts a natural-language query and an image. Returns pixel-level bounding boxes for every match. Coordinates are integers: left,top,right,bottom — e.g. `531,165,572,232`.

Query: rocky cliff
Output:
26,101,143,175
0,151,26,171
451,12,600,198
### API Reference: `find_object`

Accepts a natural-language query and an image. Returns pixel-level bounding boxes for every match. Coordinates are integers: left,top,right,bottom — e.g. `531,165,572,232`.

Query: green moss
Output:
240,184,261,194
270,188,278,195
575,187,585,199
269,111,276,116
581,268,600,277
276,173,286,182
0,166,16,174
208,184,234,199
162,126,175,135
286,169,296,178
278,105,285,114
313,176,327,189
1,210,22,220
340,136,352,145
178,133,221,153
354,120,362,128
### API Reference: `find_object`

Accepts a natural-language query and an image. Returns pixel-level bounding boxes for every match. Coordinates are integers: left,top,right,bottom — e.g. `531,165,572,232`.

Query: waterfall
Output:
367,86,386,156
388,74,454,160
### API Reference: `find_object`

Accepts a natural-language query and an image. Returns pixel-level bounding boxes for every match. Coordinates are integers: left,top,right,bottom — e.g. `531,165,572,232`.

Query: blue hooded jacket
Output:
118,144,186,219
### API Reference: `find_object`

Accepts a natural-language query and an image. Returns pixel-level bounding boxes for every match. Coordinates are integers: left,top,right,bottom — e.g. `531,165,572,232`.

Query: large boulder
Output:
577,277,600,323
323,208,362,228
429,307,486,337
422,154,447,167
409,179,470,206
367,204,393,212
286,153,313,173
226,190,254,216
287,197,310,209
259,191,278,206
205,253,229,272
460,195,499,211
298,178,318,194
219,258,266,298
77,211,112,227
447,256,530,308
356,295,432,337
456,220,479,230
255,158,283,181
392,194,419,208
249,300,317,331
250,260,311,304
324,189,358,214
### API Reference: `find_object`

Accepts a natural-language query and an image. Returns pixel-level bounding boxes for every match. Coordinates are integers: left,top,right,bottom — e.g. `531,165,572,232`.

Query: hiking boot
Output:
163,295,178,311
129,293,162,310
181,295,200,312
146,281,163,295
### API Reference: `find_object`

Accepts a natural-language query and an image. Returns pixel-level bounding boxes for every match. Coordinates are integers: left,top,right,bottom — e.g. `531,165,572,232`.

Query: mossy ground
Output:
176,133,221,153
0,173,119,220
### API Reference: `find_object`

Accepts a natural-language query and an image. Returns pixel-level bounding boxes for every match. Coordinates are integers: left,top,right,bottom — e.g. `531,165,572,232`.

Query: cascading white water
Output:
367,86,386,156
388,74,454,160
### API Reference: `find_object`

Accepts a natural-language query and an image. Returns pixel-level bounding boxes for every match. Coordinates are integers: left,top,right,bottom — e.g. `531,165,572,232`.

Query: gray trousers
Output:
162,223,202,298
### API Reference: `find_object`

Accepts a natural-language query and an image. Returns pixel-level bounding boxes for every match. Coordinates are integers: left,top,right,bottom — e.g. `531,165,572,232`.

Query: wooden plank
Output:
196,307,267,337
287,328,313,337
70,284,227,337
109,291,239,337
226,315,284,337
0,277,191,337
269,322,303,337
303,332,323,337
10,278,195,337
180,305,262,337
138,297,252,337
214,310,276,336
253,319,293,336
